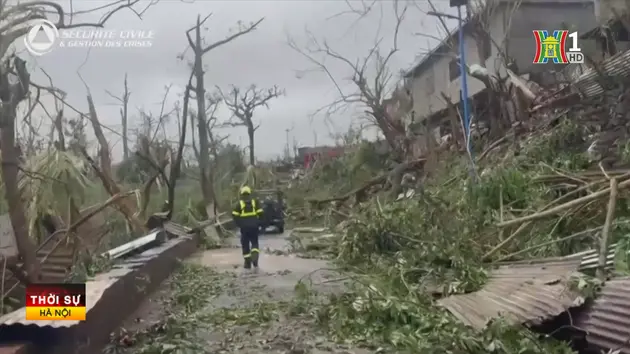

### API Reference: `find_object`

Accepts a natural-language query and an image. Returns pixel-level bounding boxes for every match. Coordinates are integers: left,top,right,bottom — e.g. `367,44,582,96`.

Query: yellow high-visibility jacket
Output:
231,198,263,229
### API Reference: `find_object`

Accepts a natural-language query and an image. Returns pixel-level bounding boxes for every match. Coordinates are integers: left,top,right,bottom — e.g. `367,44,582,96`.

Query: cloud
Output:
14,0,447,161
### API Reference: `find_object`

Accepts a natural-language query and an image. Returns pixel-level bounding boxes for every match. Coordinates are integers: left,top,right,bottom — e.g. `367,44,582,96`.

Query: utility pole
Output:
284,128,290,161
428,1,476,181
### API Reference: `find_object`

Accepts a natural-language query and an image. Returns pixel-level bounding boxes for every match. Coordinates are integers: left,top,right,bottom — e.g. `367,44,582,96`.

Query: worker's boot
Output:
243,257,252,270
251,250,259,271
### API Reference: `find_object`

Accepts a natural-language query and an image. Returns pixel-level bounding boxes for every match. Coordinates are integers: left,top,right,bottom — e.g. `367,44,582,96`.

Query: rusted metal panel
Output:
438,256,585,330
574,277,630,354
573,49,630,98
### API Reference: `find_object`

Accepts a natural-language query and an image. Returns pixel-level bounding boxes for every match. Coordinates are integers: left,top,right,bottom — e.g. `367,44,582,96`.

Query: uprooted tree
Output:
219,84,284,166
185,14,264,211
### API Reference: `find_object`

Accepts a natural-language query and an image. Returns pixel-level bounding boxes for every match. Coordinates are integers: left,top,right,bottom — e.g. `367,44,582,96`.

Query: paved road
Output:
190,230,370,353
187,230,343,306
123,230,367,353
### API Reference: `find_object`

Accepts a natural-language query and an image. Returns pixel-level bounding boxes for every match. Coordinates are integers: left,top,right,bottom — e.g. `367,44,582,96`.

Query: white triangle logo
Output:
31,26,52,44
24,20,59,56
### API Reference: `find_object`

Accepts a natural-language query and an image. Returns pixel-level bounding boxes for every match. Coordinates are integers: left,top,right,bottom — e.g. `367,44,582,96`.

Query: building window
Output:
480,35,491,61
449,58,460,81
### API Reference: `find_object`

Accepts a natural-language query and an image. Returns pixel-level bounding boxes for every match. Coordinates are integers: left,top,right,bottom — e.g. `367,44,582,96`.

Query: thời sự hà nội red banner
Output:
25,283,86,321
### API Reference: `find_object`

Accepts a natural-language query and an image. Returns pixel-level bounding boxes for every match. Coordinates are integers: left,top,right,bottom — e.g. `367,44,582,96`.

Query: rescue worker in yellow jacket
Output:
232,186,264,270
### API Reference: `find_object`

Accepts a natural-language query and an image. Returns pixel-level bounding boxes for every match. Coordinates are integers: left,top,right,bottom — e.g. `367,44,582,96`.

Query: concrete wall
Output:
409,1,597,121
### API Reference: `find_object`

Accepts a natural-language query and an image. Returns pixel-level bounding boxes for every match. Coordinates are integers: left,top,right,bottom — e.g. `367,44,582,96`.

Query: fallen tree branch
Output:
597,178,618,280
1,190,136,302
483,173,630,260
306,158,426,205
497,176,630,228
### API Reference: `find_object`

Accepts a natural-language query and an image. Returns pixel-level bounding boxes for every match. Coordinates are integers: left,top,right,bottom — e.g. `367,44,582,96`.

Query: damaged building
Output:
399,0,601,148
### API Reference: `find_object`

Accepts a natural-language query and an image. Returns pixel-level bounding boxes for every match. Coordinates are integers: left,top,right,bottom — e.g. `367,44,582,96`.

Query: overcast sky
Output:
15,0,458,162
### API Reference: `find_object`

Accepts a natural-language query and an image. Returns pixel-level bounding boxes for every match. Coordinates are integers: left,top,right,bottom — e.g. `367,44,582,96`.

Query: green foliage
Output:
312,284,574,353
105,263,224,354
298,169,583,352
67,255,114,283
19,150,93,242
281,120,630,353
522,119,590,170
285,139,392,212
213,143,246,175
349,140,390,173
472,165,542,211
115,155,148,184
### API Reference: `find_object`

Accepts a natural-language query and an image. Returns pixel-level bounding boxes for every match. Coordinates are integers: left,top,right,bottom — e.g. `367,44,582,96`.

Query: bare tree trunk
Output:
247,125,255,166
166,71,193,217
193,18,213,206
0,57,40,283
53,109,65,150
185,14,263,209
105,73,131,161
0,101,40,283
122,74,130,160
218,85,282,166
441,93,463,150
85,94,145,234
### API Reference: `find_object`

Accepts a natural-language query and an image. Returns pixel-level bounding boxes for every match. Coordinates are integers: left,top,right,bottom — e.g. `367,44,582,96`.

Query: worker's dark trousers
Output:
240,227,260,268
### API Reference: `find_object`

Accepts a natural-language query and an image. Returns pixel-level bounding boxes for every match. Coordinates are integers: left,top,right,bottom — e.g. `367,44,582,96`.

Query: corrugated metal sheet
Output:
499,243,619,272
574,277,630,354
572,243,620,271
438,256,585,330
0,235,190,328
424,246,617,297
573,49,630,98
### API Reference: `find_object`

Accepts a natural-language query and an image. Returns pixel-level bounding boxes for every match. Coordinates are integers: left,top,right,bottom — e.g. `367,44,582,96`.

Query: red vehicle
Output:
299,146,344,168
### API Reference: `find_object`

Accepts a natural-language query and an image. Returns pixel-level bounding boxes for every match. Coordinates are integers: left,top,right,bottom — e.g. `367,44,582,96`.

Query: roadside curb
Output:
0,224,200,354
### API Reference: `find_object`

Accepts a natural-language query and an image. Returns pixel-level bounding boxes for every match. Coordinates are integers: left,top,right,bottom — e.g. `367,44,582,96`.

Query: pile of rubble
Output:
283,46,630,353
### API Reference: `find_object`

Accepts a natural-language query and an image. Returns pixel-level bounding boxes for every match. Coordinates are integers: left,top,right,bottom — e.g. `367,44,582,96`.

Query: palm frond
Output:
17,150,93,239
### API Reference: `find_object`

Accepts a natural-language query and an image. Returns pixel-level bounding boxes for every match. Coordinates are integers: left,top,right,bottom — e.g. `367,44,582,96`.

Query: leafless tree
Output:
288,2,418,161
132,85,176,219
219,85,284,166
0,0,149,283
185,14,264,209
105,73,132,160
163,72,194,220
83,89,147,234
189,98,228,217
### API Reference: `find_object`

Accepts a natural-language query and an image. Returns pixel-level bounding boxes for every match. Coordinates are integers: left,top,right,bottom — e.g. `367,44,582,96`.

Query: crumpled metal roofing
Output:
498,243,619,273
0,236,190,328
438,255,585,330
164,221,192,237
574,276,630,354
573,49,630,98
